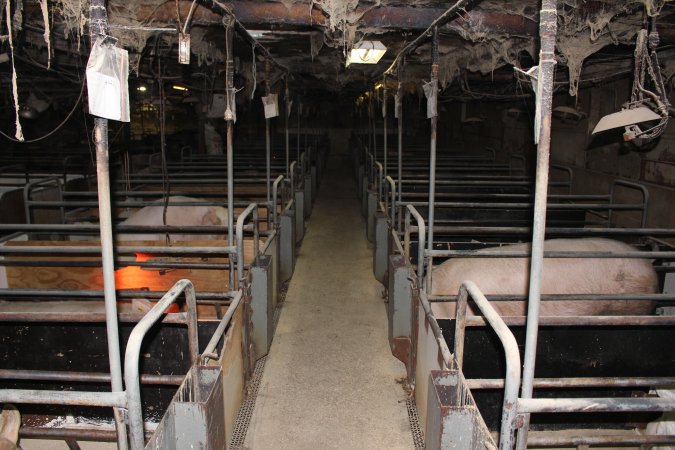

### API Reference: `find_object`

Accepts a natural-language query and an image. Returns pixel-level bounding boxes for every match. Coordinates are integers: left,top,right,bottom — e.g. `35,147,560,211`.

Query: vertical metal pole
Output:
296,96,300,164
515,2,557,449
383,81,388,193
89,1,127,448
426,27,439,289
397,61,404,232
225,18,236,288
264,60,271,229
285,78,290,178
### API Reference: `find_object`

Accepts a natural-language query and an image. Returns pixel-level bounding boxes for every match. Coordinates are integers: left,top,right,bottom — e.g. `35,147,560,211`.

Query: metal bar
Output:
426,26,439,295
0,245,237,255
236,203,259,287
202,290,243,362
517,397,675,414
404,205,426,286
517,3,559,446
272,174,285,225
0,311,193,324
383,83,388,189
466,376,675,390
0,288,236,299
429,293,675,302
0,390,126,407
20,426,152,442
426,249,675,258
88,2,127,446
385,176,396,222
400,201,647,210
397,65,404,232
404,226,675,237
0,369,184,386
285,79,290,178
460,315,675,327
225,18,236,291
124,279,199,450
609,179,650,227
526,434,675,447
419,290,453,368
265,60,272,227
383,0,472,75
454,281,520,450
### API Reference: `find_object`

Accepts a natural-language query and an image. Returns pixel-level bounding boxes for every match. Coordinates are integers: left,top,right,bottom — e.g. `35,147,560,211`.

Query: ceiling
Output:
3,0,675,109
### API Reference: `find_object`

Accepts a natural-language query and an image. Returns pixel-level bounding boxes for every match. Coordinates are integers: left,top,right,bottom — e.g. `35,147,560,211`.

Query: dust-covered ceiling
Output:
3,0,675,103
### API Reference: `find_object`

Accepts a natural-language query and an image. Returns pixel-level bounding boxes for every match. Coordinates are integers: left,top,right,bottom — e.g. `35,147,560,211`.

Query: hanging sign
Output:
262,94,279,119
86,37,130,122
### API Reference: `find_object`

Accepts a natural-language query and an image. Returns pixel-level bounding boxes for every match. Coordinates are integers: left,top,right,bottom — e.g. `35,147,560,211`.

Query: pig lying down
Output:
117,196,228,241
430,238,658,317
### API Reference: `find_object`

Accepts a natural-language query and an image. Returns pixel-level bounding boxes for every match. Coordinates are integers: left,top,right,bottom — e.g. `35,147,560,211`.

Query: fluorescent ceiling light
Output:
592,106,660,134
346,40,386,67
172,85,189,92
136,86,147,92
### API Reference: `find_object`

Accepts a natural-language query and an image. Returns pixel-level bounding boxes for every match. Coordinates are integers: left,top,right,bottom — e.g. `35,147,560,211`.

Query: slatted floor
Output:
243,153,414,449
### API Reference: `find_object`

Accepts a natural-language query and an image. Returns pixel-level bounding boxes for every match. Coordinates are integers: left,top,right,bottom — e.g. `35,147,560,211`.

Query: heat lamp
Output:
591,22,670,150
346,41,387,67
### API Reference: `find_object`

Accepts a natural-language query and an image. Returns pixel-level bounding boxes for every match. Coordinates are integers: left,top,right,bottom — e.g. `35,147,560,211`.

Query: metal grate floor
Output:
228,355,267,450
406,397,425,449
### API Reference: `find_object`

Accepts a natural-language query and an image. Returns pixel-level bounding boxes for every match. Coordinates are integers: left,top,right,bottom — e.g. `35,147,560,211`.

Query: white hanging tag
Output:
422,79,438,119
86,37,130,122
178,33,190,65
262,94,279,119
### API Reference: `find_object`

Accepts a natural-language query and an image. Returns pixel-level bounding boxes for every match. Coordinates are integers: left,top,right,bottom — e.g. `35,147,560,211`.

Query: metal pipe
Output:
124,279,198,450
426,249,675,259
0,389,126,408
0,311,194,324
296,95,300,163
383,0,471,75
385,176,396,222
457,315,675,327
0,369,184,386
526,434,675,447
236,203,259,288
19,426,152,442
467,376,675,390
285,78,290,178
88,2,127,446
375,161,383,200
0,288,236,300
225,18,236,290
202,290,243,362
426,26,439,294
404,205,426,286
272,174,284,225
0,245,237,255
454,281,520,450
518,2,557,444
383,83,388,188
517,397,675,414
265,60,272,226
397,64,404,232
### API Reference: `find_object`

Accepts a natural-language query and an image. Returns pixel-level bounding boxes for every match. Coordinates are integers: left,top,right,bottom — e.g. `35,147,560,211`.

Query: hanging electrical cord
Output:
0,77,86,143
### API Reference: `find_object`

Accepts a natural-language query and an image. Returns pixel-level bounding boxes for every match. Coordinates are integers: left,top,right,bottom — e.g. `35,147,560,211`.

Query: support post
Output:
383,81,388,196
265,60,272,230
516,2,558,449
397,62,404,232
88,2,127,448
285,78,290,178
426,27,439,290
225,18,236,288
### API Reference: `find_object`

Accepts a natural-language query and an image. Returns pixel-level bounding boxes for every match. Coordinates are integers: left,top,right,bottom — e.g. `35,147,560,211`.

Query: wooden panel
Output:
5,239,259,295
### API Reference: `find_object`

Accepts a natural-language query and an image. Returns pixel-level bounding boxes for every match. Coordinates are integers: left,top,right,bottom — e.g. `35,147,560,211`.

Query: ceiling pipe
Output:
195,0,291,77
383,0,475,76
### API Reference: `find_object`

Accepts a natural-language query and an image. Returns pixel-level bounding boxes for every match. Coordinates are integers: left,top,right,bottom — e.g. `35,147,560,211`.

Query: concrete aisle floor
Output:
244,154,412,449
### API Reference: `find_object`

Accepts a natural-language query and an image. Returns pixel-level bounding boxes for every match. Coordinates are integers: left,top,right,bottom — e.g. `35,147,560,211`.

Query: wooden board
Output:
5,239,259,294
